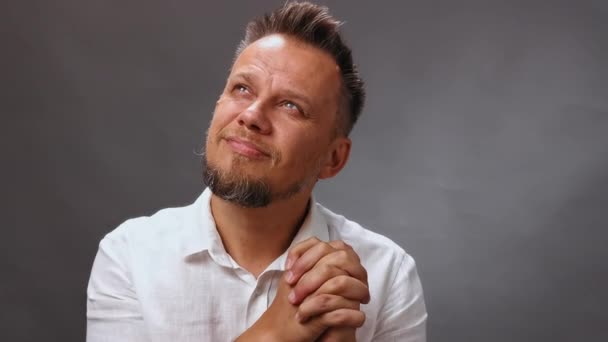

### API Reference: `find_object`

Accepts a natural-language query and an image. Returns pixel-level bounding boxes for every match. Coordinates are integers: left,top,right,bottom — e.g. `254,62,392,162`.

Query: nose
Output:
237,101,272,134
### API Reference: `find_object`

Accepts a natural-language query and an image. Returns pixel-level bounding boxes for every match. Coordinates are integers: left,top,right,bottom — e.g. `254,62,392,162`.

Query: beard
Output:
202,149,317,208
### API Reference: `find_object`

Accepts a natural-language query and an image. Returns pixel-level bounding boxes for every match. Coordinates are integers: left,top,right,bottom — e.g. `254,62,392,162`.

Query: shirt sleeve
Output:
86,227,147,342
372,251,428,342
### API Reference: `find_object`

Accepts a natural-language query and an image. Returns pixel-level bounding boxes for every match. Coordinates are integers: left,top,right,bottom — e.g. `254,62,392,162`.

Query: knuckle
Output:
328,275,350,292
336,249,350,261
321,242,335,254
331,240,348,249
321,263,335,277
336,275,350,288
317,294,334,309
332,310,349,325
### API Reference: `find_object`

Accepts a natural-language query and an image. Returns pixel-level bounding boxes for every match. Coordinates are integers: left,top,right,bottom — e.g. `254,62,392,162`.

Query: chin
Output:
219,158,268,179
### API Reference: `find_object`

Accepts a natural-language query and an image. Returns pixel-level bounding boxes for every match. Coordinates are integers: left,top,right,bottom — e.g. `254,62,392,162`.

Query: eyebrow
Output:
231,72,257,86
280,89,313,111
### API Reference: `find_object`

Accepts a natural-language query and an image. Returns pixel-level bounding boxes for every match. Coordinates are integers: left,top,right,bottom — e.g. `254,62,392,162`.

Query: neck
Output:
210,190,312,278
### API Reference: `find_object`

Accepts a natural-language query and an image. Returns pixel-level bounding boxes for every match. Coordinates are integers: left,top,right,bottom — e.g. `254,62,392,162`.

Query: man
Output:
87,2,427,341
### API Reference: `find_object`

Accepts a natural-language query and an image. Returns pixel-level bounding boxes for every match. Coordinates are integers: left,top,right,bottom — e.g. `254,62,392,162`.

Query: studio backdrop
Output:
3,0,607,341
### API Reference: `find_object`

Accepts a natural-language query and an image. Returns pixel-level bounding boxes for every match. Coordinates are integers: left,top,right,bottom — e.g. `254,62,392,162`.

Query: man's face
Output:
204,34,347,207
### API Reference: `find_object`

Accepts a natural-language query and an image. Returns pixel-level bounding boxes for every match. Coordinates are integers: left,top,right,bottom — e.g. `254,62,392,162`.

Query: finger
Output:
287,241,336,285
286,240,353,282
316,249,368,286
315,308,366,329
296,294,360,323
290,251,369,305
290,263,347,304
285,237,322,270
314,275,370,304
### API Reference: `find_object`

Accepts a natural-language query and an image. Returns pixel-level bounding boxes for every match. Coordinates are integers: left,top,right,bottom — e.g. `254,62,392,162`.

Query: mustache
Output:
218,130,281,161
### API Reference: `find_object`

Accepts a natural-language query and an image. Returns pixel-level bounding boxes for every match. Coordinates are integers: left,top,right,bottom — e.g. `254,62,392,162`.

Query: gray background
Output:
2,0,607,341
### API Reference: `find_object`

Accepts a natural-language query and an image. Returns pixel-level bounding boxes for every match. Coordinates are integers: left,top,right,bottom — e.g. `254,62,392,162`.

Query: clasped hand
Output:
238,237,370,342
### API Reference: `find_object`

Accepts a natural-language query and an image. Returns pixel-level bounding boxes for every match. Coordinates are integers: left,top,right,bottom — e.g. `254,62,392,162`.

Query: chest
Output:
130,254,379,342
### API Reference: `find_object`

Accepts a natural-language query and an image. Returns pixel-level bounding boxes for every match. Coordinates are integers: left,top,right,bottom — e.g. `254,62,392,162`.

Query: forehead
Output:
230,34,341,103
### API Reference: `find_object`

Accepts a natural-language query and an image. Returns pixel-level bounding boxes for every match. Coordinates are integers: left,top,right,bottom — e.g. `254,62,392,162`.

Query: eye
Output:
284,101,297,110
282,100,302,114
234,84,249,93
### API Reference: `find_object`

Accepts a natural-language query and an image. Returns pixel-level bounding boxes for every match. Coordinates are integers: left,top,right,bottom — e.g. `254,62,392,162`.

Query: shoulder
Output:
102,202,194,252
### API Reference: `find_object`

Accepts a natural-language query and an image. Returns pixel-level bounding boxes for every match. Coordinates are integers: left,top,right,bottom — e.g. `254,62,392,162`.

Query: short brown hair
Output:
235,1,365,136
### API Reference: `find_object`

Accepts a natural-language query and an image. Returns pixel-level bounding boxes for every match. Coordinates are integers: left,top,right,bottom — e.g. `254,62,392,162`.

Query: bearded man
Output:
87,2,427,341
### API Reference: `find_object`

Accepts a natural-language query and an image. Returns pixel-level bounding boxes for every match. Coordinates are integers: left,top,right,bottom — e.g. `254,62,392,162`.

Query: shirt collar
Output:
181,188,330,267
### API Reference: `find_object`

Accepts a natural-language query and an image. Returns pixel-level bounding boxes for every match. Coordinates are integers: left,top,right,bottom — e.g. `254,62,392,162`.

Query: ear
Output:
318,137,351,180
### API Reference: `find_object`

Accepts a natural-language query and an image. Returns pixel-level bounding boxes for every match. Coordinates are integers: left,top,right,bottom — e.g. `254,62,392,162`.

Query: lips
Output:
224,137,270,159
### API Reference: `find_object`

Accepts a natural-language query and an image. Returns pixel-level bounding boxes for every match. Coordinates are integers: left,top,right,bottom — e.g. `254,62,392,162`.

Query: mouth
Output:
224,137,271,159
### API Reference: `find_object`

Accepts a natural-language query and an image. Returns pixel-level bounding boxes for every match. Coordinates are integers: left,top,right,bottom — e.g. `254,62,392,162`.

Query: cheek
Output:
280,133,328,168
208,102,241,136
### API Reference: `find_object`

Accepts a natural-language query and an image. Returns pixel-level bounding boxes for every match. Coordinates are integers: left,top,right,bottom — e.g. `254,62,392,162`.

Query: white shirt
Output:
87,188,427,341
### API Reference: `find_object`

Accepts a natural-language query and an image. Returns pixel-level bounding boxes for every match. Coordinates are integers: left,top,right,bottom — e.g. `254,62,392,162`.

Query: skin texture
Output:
205,34,368,341
206,34,347,198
